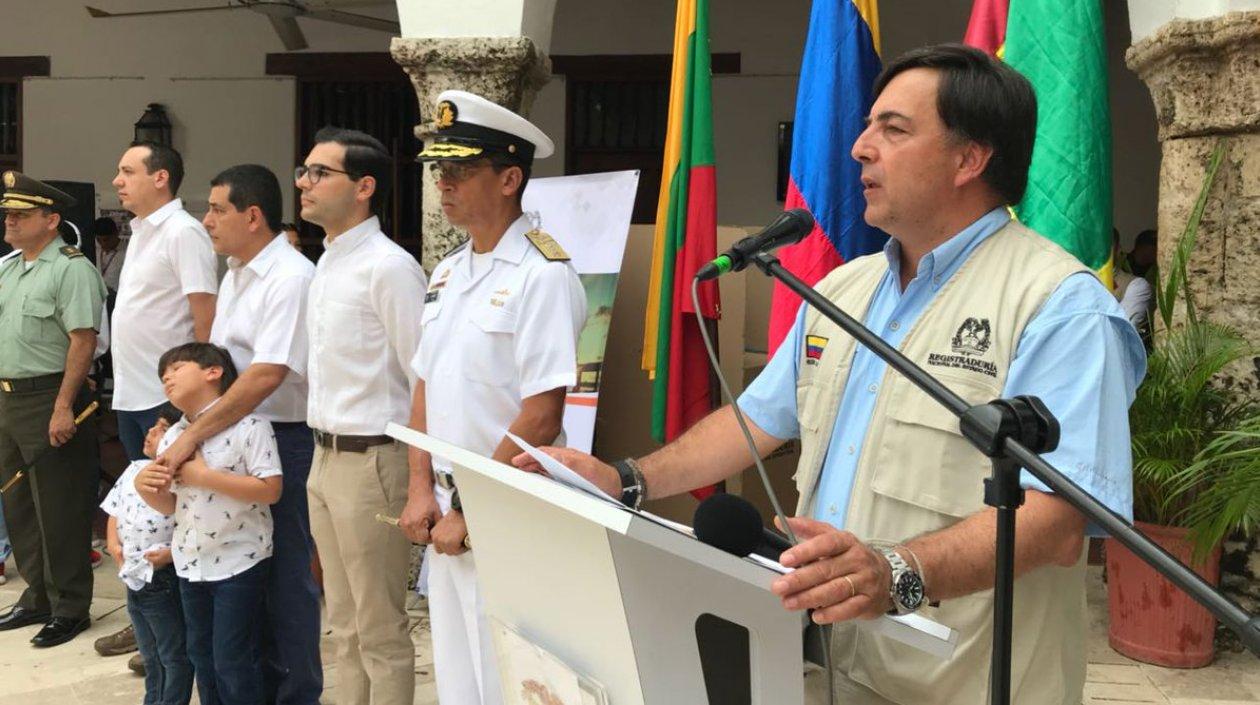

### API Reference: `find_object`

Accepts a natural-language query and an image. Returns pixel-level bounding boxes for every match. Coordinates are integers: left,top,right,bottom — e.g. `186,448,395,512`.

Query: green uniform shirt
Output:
0,239,106,378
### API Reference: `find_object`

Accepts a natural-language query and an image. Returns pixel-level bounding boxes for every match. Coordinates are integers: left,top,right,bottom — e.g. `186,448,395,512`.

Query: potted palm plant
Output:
1106,140,1260,667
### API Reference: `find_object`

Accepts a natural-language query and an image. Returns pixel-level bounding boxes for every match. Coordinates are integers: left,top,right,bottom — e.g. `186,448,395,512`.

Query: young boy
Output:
135,343,282,705
103,403,191,705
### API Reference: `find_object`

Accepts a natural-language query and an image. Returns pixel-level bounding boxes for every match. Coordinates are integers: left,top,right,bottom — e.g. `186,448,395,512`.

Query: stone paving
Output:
0,562,1254,704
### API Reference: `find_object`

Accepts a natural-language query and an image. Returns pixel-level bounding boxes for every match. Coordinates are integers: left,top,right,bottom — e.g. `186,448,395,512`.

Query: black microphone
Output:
693,493,794,562
695,209,815,282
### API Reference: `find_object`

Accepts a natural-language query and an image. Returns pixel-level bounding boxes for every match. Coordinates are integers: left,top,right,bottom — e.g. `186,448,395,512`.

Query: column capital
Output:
1126,12,1260,141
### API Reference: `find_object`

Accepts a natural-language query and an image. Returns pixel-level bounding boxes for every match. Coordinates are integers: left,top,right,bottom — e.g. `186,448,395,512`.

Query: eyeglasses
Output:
295,164,359,185
428,160,493,183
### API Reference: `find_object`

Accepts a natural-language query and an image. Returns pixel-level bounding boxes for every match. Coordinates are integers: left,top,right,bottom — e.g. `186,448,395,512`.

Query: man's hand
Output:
143,547,173,568
135,464,174,494
156,432,198,472
48,406,77,447
771,517,893,624
510,447,621,499
143,418,172,460
399,491,440,545
431,510,469,556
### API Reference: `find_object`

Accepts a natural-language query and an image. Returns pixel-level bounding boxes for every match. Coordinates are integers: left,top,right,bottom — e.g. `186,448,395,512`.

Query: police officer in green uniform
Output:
0,171,106,648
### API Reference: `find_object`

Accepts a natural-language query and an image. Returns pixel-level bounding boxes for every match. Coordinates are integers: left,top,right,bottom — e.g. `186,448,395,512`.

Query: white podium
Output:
388,424,805,704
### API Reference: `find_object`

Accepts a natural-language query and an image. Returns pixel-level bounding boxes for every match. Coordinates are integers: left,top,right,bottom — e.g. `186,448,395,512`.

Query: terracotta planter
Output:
1105,521,1222,668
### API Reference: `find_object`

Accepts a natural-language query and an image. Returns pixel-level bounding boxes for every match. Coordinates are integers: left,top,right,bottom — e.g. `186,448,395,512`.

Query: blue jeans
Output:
117,405,164,462
128,565,193,705
181,560,269,705
0,497,11,563
262,423,322,705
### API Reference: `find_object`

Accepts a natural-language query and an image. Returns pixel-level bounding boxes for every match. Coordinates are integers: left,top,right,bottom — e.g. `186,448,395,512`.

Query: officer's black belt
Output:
0,372,63,394
311,430,394,453
435,472,456,491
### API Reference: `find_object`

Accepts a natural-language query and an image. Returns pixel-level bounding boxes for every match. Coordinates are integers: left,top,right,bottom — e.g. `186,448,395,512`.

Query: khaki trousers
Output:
307,442,414,705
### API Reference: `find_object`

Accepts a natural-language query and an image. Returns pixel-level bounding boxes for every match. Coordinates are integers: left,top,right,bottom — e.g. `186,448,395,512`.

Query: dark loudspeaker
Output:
45,180,96,262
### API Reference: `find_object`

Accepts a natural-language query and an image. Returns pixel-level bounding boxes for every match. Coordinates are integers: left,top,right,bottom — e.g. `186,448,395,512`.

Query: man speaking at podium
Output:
515,45,1145,705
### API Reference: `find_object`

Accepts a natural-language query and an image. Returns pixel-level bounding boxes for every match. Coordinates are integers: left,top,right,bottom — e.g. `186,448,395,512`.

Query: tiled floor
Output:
0,563,1254,704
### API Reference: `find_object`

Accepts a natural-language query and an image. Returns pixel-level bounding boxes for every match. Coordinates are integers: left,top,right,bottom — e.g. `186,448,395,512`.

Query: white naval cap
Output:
417,90,554,164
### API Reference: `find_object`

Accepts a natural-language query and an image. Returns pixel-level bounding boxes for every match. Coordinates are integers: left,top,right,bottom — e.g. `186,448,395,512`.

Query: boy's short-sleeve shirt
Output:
101,459,176,591
158,412,282,582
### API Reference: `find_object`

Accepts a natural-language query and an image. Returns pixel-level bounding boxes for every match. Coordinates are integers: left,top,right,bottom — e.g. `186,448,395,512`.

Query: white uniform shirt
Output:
210,234,314,422
307,216,427,434
412,215,587,475
158,408,282,582
102,460,176,591
112,199,219,411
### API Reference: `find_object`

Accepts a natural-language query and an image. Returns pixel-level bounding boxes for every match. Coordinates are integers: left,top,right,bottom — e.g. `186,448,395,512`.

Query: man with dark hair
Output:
299,127,427,705
517,44,1145,704
150,163,322,705
0,172,107,647
407,90,586,705
1128,228,1158,279
111,142,218,462
94,216,126,300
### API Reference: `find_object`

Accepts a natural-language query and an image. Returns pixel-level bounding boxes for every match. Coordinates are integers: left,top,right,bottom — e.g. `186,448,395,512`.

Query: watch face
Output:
895,571,925,610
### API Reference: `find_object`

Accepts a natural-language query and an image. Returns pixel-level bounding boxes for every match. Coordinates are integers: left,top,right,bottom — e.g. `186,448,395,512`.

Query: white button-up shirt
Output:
412,215,586,475
101,460,177,591
112,199,219,411
159,409,281,582
307,216,427,435
210,234,314,422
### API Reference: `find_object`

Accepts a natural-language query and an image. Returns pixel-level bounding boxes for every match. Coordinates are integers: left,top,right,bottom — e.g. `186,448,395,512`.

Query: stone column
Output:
1126,11,1260,633
390,36,551,271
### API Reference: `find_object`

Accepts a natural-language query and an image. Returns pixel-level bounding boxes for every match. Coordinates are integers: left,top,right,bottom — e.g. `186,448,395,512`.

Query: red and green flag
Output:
643,0,720,464
965,0,1114,288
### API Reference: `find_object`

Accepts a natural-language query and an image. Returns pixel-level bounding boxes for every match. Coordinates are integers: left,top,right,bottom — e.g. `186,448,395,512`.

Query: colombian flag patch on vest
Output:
805,335,828,363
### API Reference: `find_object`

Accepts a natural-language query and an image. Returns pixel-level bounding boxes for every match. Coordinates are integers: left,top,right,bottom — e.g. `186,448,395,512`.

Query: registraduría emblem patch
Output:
928,317,998,377
951,317,991,356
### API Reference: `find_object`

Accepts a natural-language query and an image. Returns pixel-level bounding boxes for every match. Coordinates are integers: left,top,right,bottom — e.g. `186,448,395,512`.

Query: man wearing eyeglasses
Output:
403,91,586,705
298,127,428,705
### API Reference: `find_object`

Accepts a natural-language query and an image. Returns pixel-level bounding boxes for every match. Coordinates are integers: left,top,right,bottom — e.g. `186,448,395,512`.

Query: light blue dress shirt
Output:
738,208,1146,535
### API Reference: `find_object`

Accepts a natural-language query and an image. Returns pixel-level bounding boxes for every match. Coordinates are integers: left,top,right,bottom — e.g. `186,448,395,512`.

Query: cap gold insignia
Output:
524,229,570,262
2,172,14,188
420,143,484,159
435,100,457,130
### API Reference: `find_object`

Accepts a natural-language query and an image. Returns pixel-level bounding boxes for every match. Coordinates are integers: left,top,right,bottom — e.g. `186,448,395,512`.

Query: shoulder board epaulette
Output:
59,245,84,259
442,239,469,260
524,229,570,262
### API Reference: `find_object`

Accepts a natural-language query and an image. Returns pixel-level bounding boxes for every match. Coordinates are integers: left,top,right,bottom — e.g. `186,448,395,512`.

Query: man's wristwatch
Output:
612,458,645,509
881,548,926,615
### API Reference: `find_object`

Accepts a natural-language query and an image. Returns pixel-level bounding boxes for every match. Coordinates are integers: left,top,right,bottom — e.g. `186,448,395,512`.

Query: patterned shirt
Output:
101,460,176,591
158,410,281,582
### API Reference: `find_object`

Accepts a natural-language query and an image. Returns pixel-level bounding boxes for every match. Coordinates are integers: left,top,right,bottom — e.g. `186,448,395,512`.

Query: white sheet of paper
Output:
505,431,618,503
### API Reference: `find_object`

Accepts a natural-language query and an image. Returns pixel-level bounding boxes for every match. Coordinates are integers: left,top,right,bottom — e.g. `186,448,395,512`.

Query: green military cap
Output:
0,171,76,211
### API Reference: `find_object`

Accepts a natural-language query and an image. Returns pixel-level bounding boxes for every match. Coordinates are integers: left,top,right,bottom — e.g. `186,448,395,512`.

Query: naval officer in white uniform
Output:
402,91,587,705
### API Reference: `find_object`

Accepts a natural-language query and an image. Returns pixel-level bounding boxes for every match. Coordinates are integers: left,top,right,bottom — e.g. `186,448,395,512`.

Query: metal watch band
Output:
881,547,925,615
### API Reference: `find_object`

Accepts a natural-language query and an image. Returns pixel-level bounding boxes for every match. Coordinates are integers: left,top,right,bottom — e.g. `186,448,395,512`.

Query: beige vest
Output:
795,221,1092,705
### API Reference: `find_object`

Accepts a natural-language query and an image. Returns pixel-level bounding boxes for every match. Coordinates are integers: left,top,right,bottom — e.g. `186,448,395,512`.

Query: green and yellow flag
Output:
966,0,1114,288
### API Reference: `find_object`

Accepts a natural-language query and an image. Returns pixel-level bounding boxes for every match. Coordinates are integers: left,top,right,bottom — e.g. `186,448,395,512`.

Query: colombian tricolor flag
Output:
965,0,1114,288
642,0,720,455
767,0,887,355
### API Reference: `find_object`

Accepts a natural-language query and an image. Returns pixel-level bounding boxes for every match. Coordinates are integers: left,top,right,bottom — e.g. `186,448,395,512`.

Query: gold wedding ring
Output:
841,575,857,600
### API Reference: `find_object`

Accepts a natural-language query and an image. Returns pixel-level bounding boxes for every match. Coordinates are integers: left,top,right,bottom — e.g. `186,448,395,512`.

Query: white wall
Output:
9,0,397,220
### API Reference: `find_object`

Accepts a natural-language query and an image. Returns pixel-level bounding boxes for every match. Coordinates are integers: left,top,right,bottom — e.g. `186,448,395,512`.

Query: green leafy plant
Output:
1129,139,1260,561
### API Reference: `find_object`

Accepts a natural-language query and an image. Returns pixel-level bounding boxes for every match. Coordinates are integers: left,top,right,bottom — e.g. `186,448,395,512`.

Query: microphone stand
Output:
748,251,1260,705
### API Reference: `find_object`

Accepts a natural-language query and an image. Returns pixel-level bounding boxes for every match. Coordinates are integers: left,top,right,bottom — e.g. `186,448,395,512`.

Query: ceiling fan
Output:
85,1,400,51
